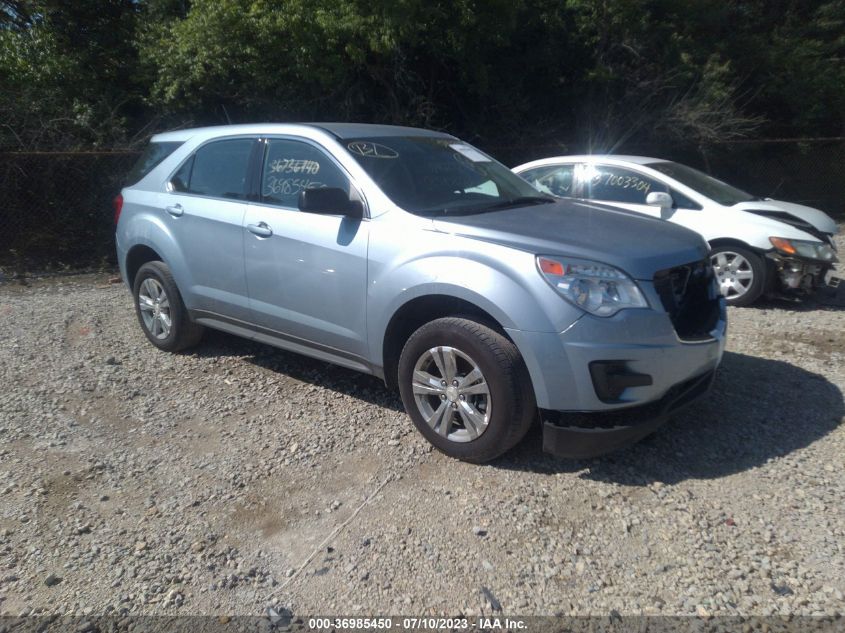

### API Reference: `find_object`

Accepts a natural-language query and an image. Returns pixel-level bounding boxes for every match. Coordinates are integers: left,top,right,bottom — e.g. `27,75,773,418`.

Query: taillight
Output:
113,193,124,225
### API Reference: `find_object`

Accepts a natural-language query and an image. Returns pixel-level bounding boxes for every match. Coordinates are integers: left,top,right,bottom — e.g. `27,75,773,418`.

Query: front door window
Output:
581,165,667,204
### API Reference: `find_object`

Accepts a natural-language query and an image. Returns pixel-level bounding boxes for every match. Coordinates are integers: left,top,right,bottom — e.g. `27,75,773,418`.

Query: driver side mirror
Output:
646,191,674,209
298,187,364,219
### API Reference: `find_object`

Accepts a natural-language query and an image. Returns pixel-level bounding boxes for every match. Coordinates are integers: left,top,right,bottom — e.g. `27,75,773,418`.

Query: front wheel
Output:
397,317,536,463
710,245,766,306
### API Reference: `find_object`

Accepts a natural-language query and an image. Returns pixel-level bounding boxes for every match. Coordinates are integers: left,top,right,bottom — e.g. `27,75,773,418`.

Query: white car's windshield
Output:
646,161,758,206
344,136,552,216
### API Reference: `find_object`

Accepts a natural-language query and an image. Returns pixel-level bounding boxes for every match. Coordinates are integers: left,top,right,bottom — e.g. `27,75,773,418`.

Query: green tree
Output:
138,0,587,142
1,0,843,151
0,0,143,149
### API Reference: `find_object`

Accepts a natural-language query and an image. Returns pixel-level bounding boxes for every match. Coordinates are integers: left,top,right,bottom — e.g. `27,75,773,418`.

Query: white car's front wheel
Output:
710,245,765,306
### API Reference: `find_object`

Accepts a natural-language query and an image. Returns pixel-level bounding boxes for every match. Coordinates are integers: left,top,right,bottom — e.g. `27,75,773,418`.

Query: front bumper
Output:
542,368,715,458
506,298,726,458
767,252,835,294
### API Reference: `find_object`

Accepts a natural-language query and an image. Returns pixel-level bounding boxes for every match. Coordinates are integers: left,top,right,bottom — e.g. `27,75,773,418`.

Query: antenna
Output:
221,104,233,125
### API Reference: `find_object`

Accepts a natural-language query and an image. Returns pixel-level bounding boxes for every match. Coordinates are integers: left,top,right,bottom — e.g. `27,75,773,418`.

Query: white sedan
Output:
513,155,839,305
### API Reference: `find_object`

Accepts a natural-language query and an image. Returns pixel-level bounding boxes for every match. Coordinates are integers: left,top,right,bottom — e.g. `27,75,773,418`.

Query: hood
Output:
734,200,838,240
432,200,708,280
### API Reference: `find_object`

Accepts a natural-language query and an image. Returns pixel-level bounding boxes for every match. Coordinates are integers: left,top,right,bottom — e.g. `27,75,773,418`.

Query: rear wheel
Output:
133,261,204,352
710,245,765,306
397,317,535,463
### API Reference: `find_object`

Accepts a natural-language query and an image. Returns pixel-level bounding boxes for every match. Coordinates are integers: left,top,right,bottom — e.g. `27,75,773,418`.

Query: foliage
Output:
0,0,145,148
0,0,843,150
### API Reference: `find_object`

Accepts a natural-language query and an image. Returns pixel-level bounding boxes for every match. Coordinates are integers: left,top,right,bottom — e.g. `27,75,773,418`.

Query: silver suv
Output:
116,123,726,462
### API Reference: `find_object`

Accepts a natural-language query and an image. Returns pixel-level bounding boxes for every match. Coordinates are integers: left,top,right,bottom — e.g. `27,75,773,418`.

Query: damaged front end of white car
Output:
744,208,840,296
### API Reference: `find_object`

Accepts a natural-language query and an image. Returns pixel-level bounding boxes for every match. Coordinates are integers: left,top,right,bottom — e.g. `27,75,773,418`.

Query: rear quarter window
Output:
125,141,183,186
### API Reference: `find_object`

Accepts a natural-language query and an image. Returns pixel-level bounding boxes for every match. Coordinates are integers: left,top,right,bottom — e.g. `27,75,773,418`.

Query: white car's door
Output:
578,164,669,219
517,163,578,199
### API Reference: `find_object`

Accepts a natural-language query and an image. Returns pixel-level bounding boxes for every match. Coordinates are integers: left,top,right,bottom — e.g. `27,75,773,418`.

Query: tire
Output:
397,317,536,463
710,245,766,306
133,261,204,352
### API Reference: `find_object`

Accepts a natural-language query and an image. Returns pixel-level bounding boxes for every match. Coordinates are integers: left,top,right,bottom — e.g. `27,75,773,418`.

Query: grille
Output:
653,259,721,341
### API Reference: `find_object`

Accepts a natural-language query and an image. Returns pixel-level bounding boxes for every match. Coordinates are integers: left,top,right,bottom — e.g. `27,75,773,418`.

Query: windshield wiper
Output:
476,196,556,211
416,196,554,217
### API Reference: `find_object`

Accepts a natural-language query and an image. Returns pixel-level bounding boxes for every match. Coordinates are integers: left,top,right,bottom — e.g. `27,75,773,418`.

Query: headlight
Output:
769,237,838,262
536,256,648,317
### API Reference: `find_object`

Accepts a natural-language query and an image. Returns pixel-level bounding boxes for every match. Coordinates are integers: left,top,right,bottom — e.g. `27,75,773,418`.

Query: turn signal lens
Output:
538,257,564,276
769,236,796,255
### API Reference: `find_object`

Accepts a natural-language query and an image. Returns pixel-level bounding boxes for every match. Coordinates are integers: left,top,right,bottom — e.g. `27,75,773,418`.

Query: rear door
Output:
243,137,370,360
162,137,255,321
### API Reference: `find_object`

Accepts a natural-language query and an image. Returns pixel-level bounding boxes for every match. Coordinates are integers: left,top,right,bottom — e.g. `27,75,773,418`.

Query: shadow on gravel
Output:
750,283,845,311
190,332,843,485
191,329,404,412
494,351,844,485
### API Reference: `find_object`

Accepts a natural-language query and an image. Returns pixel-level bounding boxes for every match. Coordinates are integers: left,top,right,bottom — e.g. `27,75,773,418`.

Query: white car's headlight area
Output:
769,237,838,262
537,256,648,317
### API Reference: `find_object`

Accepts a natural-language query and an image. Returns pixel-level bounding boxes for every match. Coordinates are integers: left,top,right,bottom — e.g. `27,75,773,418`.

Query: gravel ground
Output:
0,236,843,619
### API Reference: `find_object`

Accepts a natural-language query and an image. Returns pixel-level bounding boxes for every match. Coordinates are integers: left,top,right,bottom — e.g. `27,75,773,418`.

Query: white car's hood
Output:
733,199,838,237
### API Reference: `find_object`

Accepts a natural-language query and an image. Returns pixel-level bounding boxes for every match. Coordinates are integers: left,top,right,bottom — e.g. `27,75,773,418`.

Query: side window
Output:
519,165,575,198
584,166,667,204
170,155,193,192
173,139,254,199
262,139,350,208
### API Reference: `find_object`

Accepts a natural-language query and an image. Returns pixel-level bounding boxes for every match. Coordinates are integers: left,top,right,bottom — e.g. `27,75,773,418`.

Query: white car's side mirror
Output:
646,191,674,209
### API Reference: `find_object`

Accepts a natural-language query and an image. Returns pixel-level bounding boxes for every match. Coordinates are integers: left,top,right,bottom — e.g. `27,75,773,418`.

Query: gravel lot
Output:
1,236,843,619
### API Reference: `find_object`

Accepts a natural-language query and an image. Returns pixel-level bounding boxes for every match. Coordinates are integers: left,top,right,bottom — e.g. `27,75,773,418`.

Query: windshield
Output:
343,136,551,215
646,161,756,206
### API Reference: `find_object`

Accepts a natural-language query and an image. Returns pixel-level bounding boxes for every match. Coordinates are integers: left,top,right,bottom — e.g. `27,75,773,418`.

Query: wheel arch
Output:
708,237,762,253
125,244,165,287
381,294,513,391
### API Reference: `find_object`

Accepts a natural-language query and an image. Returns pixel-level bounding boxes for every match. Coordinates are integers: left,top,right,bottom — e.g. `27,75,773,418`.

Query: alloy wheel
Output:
711,251,754,300
411,346,491,443
138,277,172,340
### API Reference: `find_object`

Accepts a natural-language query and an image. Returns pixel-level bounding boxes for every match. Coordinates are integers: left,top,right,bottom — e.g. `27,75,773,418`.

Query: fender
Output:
667,206,824,251
118,193,197,309
365,228,583,368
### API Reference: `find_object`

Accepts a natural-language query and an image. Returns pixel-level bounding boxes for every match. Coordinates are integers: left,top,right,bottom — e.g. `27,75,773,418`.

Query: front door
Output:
243,137,370,360
579,164,669,219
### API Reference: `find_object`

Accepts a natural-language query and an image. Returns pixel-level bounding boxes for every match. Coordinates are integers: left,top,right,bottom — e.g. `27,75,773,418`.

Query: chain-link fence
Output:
1,139,842,273
0,150,140,272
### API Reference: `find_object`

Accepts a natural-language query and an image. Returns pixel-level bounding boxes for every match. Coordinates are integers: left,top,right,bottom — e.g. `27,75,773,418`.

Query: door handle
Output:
247,222,273,238
165,204,183,217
